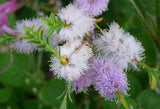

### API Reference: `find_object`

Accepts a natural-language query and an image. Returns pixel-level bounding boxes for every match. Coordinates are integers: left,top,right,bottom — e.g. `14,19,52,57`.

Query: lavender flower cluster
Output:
0,0,145,101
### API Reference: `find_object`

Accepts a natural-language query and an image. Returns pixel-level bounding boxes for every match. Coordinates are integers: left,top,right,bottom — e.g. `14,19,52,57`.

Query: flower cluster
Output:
1,0,145,101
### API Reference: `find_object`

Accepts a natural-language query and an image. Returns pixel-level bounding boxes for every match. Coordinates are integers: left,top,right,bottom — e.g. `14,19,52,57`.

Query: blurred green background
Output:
0,0,160,109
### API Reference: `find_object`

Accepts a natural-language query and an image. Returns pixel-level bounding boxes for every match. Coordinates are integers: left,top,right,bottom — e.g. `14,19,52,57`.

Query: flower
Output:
11,18,48,54
57,4,95,41
0,0,18,35
94,22,145,70
75,0,110,16
50,39,93,81
72,58,95,93
0,0,18,14
93,58,129,100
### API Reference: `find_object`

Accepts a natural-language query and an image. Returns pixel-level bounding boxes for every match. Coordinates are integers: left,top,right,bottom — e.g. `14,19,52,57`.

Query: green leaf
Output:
137,89,160,109
36,45,45,49
22,100,40,109
0,88,12,103
0,53,35,87
128,76,142,98
119,98,137,109
42,19,50,25
28,40,40,44
47,26,56,37
49,13,56,23
39,79,65,106
56,26,62,34
57,16,63,23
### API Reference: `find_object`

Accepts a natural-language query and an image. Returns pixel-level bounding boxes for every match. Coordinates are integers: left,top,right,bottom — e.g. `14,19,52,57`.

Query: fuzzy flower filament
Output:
75,0,110,16
94,22,145,71
50,39,93,81
93,58,129,100
57,4,95,41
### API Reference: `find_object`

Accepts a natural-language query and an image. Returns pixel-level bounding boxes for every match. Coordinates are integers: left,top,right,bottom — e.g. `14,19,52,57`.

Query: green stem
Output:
59,82,73,109
117,91,129,109
95,24,104,33
84,95,89,109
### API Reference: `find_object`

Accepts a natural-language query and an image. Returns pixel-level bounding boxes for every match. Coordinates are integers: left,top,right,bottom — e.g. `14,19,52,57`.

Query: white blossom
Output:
50,39,93,81
94,22,145,70
57,4,95,41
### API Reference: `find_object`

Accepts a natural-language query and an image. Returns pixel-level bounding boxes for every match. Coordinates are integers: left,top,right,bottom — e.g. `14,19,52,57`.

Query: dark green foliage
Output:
137,89,160,109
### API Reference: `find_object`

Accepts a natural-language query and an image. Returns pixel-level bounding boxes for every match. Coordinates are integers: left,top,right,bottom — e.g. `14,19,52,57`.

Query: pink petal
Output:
0,0,18,14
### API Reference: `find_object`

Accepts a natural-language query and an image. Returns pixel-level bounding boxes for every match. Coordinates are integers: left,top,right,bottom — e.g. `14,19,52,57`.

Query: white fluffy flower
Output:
94,22,145,70
57,4,95,41
50,39,93,81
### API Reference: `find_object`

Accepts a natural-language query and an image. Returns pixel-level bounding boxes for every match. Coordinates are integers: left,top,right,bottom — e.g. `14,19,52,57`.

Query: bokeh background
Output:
0,0,160,109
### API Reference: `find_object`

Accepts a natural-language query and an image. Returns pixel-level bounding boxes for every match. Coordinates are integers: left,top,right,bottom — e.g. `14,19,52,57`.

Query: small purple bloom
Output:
0,0,18,14
93,58,129,100
75,0,110,16
72,68,95,93
72,58,95,93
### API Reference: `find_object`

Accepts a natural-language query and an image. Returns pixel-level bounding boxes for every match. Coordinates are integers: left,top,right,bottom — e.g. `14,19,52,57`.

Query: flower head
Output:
11,18,47,54
94,22,145,70
72,58,95,93
0,0,18,35
57,4,95,41
93,58,129,100
0,0,18,14
75,0,110,16
50,39,93,81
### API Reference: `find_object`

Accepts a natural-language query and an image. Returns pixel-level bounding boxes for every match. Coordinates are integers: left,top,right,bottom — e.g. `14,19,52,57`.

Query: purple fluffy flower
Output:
72,60,95,93
72,70,94,93
75,0,110,16
93,58,129,100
